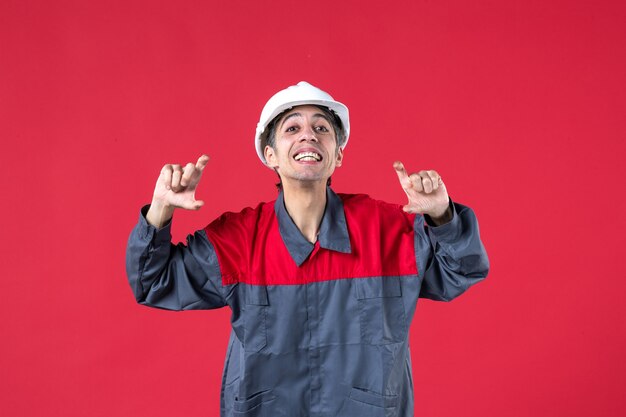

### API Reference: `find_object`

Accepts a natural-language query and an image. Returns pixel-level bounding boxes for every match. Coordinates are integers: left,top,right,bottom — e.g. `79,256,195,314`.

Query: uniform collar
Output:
274,187,352,266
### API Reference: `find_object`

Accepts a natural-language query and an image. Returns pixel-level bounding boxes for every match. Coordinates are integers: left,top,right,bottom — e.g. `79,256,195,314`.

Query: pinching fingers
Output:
161,164,173,190
419,171,434,193
426,170,440,191
170,164,183,191
180,162,196,187
409,173,424,192
418,170,442,193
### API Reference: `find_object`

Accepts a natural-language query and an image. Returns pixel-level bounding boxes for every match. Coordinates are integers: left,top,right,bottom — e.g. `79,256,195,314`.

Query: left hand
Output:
393,161,451,221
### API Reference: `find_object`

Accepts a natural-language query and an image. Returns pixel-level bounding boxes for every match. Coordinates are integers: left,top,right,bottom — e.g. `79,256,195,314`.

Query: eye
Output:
285,125,298,133
315,125,329,133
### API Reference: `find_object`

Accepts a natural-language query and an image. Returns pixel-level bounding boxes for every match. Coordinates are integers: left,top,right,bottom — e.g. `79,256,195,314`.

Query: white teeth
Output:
294,152,321,161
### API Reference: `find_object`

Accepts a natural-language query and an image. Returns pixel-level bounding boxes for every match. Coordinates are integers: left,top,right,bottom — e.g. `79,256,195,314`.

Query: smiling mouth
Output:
294,151,322,162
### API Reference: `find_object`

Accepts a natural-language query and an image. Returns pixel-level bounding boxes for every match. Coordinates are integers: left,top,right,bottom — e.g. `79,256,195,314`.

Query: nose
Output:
299,125,318,142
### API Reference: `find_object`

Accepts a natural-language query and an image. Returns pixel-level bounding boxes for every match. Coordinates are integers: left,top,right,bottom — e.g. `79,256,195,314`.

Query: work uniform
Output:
126,187,489,417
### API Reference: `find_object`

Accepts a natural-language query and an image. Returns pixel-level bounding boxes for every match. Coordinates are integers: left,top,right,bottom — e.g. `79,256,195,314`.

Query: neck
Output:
282,181,328,243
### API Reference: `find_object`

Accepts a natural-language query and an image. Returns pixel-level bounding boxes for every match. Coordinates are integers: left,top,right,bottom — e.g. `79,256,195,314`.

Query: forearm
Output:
417,201,490,301
125,207,226,310
126,206,176,301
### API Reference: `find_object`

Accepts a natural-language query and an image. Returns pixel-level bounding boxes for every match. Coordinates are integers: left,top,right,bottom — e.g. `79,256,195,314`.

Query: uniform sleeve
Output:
125,206,228,310
414,200,490,301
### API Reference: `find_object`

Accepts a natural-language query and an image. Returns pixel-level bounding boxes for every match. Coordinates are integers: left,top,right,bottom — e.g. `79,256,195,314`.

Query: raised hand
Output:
146,155,210,227
393,161,452,224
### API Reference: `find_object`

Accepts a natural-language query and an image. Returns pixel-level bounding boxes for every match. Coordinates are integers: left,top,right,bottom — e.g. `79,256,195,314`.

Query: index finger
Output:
196,154,210,171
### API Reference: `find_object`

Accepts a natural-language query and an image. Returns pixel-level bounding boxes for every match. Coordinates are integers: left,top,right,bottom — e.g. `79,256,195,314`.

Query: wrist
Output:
428,202,453,226
146,199,175,228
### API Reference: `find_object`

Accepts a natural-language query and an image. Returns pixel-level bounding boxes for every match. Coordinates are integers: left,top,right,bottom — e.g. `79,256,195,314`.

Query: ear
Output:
264,145,279,168
335,147,344,168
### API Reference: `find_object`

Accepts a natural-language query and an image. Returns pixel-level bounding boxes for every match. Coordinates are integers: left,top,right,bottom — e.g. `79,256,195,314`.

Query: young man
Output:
126,81,489,417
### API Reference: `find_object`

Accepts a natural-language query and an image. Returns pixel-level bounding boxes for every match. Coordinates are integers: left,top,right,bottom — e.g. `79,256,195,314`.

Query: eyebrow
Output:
279,112,332,129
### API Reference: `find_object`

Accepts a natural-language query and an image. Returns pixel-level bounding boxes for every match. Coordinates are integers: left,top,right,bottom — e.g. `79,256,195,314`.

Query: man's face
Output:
264,105,343,187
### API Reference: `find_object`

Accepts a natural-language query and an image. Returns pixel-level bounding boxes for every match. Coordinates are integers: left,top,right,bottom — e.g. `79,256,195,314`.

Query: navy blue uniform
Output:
126,188,489,417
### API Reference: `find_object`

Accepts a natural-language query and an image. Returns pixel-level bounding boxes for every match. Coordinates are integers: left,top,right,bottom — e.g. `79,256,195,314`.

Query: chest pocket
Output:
244,285,269,352
355,277,407,345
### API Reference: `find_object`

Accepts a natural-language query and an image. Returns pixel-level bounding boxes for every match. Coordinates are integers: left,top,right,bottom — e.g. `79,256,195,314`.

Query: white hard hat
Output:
255,81,350,165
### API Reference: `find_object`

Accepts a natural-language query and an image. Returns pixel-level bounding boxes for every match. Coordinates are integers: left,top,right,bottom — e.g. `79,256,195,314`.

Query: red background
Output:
1,0,625,416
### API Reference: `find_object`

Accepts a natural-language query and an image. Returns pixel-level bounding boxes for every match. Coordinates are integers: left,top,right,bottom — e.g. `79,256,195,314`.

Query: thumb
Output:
179,199,205,211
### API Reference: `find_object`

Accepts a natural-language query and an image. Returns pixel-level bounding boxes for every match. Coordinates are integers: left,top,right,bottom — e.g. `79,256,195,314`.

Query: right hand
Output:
147,155,209,227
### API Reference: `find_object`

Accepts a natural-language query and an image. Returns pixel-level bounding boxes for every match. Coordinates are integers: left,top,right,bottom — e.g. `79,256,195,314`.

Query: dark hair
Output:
264,105,344,191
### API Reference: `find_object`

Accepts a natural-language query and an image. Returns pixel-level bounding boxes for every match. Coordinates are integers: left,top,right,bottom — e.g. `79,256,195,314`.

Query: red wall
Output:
1,1,625,416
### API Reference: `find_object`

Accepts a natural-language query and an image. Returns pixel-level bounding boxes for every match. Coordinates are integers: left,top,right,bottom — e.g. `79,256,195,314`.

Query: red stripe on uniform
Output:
204,194,418,286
